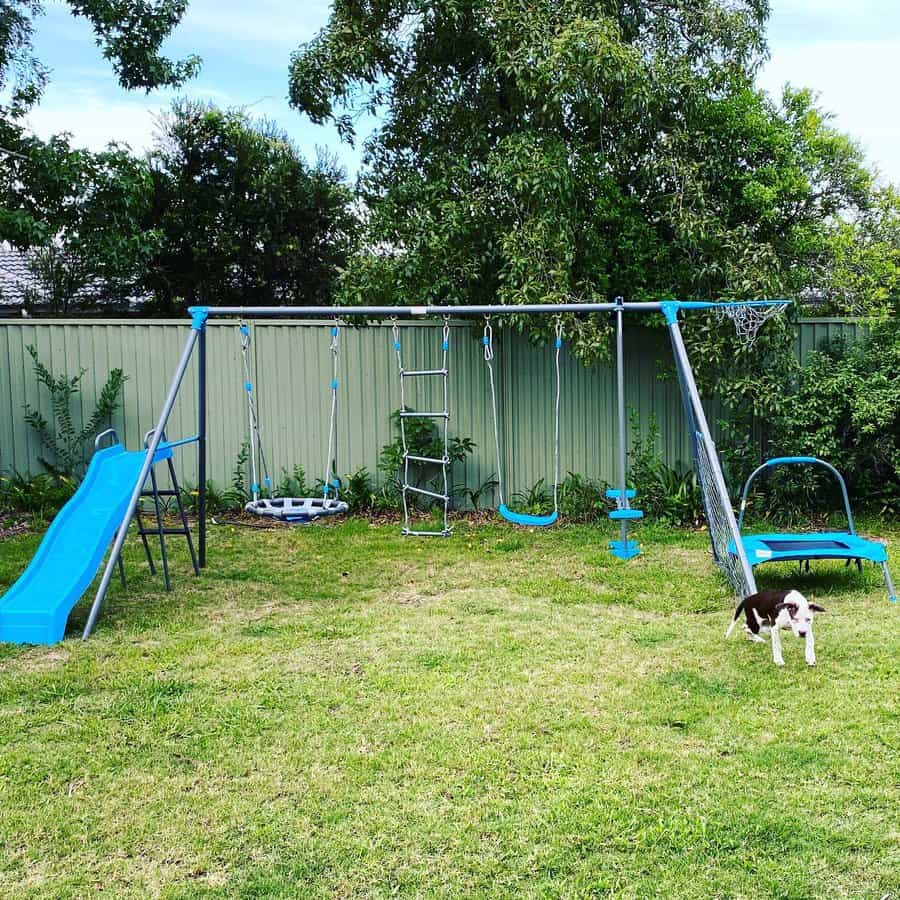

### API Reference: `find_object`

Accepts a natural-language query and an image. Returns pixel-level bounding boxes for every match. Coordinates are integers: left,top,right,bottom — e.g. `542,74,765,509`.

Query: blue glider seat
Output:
609,508,644,521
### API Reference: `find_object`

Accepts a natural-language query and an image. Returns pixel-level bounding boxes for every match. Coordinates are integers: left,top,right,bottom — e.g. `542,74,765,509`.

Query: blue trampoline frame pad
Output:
729,531,888,566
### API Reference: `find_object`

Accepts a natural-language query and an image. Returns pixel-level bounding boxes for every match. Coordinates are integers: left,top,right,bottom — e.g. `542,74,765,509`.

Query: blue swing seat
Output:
498,504,558,528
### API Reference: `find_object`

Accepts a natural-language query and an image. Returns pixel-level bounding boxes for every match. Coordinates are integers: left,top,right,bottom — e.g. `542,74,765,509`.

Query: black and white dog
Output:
726,589,825,667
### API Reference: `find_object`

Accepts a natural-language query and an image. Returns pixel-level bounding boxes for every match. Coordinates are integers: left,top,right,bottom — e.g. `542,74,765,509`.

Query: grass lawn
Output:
0,517,897,898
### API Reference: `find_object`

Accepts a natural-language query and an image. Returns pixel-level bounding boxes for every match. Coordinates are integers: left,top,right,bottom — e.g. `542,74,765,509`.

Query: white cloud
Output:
758,36,900,185
175,0,333,52
24,88,166,152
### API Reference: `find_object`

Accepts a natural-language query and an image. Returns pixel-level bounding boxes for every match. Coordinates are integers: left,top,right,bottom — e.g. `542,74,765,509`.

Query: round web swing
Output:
483,316,563,527
240,320,348,523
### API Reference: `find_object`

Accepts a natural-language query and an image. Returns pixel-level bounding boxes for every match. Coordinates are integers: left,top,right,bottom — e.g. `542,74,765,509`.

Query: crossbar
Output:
188,300,789,321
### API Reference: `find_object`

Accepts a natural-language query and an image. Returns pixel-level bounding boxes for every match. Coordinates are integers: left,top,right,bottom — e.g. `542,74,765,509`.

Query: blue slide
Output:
0,443,172,644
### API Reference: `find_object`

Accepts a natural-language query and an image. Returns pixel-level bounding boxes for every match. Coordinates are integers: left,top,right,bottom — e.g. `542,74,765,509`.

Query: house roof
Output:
0,244,39,307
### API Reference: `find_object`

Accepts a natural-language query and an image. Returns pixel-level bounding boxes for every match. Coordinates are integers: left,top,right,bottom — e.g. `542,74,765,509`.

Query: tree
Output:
1,129,161,313
143,101,357,312
0,0,198,121
288,1,881,355
0,0,196,300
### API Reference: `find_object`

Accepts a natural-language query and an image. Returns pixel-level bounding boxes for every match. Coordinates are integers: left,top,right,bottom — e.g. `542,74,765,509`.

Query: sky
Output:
19,0,900,185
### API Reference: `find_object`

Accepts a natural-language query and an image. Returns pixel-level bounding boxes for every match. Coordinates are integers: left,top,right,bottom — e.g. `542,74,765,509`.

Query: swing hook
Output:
483,316,494,362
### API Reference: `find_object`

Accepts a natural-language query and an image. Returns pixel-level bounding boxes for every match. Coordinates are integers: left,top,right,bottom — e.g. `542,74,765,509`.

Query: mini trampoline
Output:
727,457,896,602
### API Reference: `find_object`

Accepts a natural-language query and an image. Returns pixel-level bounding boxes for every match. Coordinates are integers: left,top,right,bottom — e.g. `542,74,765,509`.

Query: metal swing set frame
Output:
81,296,893,641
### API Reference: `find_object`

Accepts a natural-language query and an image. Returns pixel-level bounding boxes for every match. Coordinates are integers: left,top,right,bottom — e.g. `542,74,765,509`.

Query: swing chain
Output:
554,316,563,344
442,315,451,348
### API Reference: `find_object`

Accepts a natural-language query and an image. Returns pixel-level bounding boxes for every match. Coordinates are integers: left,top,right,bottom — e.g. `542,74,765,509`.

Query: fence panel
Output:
0,316,870,500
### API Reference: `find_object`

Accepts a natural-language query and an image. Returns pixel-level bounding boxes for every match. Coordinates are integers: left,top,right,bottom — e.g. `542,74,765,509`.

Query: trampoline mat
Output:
761,539,851,552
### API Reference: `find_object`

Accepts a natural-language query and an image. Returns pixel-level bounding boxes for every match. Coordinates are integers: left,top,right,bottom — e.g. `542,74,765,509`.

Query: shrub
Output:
0,472,76,521
628,411,705,526
22,345,128,479
378,410,475,511
760,317,900,519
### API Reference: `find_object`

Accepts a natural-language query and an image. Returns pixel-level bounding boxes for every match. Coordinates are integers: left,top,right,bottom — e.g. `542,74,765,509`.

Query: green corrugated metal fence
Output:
0,317,867,498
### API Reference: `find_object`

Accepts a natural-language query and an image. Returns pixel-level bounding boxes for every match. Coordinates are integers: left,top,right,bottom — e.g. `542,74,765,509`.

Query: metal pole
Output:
198,326,207,568
615,302,628,547
82,327,201,638
665,309,757,597
191,302,667,319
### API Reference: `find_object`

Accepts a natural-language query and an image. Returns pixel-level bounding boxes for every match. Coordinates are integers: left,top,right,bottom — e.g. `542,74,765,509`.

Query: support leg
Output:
169,456,199,576
882,562,897,603
149,465,172,592
198,326,207,568
83,326,200,639
135,504,157,575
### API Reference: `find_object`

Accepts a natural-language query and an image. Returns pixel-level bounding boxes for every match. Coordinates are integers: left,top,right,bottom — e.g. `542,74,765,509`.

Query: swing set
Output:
68,297,895,640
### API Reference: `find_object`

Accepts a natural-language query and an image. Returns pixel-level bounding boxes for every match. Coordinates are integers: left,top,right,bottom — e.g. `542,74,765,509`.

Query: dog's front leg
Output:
804,629,816,666
771,625,785,667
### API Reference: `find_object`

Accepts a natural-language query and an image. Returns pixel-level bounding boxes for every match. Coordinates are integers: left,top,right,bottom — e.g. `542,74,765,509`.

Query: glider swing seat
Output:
729,457,896,602
239,321,348,523
483,317,563,527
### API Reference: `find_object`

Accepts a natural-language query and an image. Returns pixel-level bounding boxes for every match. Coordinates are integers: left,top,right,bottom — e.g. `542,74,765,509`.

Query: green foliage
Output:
290,1,881,353
143,101,357,313
557,472,608,523
0,471,76,520
628,411,704,526
453,475,500,511
761,318,900,518
378,410,475,511
230,442,251,505
21,345,127,478
276,465,312,501
510,479,552,516
335,467,378,514
0,129,162,312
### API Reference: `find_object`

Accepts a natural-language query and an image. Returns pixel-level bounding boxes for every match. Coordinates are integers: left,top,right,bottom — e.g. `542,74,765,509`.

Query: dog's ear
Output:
809,603,826,613
775,602,797,615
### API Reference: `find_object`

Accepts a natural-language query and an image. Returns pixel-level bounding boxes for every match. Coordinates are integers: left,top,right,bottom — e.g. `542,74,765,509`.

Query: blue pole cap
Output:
189,306,210,330
660,301,680,326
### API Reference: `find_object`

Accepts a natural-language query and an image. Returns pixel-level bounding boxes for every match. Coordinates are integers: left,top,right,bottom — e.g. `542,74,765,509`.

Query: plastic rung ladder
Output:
400,411,449,419
402,528,452,537
605,488,636,500
405,454,449,465
401,369,447,377
609,508,643,520
404,485,449,501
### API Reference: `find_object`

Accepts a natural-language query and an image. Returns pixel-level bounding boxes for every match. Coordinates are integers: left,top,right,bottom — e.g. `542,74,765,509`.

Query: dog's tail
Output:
725,599,747,638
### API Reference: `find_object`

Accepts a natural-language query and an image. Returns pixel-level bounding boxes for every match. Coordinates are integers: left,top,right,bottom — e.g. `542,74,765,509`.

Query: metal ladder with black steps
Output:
134,429,200,590
391,319,452,537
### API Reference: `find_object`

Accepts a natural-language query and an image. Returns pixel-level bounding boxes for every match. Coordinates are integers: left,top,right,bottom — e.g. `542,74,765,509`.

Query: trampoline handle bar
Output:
738,457,856,535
